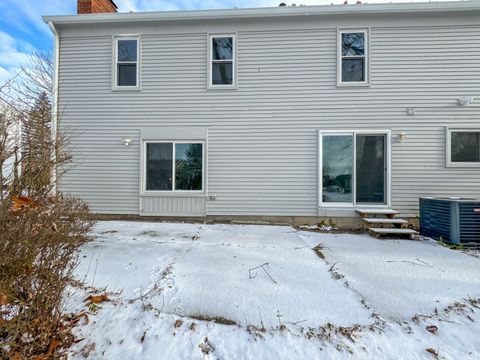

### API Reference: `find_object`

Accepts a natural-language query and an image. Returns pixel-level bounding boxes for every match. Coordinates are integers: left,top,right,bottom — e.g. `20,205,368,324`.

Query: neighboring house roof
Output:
43,1,480,25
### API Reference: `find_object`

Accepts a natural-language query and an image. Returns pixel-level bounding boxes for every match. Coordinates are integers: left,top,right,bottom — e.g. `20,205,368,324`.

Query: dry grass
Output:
312,245,325,259
189,314,238,326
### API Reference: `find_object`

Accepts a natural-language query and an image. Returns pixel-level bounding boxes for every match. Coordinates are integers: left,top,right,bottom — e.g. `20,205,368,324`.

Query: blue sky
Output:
0,0,451,85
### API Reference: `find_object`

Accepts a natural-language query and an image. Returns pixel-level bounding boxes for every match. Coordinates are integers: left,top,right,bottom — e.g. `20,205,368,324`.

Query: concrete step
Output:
368,227,418,239
362,218,408,225
356,209,399,218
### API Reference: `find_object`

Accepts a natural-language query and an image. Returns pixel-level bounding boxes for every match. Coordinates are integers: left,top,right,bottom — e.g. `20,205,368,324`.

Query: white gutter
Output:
42,1,480,25
48,21,59,194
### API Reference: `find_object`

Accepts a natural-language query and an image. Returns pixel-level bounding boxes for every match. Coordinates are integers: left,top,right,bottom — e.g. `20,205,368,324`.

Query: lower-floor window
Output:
447,129,480,166
320,131,388,206
145,141,203,191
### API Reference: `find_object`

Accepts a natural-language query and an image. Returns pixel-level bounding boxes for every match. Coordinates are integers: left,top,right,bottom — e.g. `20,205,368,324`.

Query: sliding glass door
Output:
322,135,353,204
321,131,388,206
356,134,386,204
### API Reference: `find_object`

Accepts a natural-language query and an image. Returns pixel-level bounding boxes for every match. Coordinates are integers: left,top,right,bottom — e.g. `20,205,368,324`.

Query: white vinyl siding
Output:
57,14,480,217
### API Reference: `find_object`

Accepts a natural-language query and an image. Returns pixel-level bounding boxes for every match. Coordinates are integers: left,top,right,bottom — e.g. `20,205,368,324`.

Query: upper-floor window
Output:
338,29,369,86
447,128,480,167
208,34,236,88
113,36,140,90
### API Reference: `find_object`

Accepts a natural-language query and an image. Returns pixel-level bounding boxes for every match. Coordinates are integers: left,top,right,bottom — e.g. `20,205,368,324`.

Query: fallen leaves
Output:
426,347,439,357
198,337,215,355
11,196,37,214
84,294,109,304
140,329,148,343
66,311,90,326
426,325,438,334
46,339,61,356
0,293,8,306
32,339,61,360
174,319,183,328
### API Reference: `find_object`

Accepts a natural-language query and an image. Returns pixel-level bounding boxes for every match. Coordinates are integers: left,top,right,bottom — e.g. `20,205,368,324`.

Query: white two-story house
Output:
43,0,480,227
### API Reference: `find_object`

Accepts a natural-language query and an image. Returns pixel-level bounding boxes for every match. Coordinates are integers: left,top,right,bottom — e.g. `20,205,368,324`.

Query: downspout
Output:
48,21,59,194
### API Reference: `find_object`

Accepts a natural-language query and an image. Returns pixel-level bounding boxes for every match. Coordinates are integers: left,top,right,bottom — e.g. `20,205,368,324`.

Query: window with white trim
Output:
320,130,389,206
144,141,204,191
338,29,368,86
114,36,140,89
208,34,236,88
447,129,480,167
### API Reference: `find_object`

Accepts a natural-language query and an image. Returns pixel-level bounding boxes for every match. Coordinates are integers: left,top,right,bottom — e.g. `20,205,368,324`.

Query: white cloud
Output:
0,0,75,38
114,0,141,12
0,31,33,87
0,0,76,84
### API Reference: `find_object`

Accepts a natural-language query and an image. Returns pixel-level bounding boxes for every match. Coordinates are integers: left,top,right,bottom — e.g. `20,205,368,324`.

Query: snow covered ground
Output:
64,221,480,360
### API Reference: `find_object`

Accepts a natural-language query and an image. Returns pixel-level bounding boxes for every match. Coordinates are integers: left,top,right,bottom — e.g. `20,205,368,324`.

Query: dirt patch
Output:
312,244,325,259
189,314,237,326
138,230,161,237
100,230,118,234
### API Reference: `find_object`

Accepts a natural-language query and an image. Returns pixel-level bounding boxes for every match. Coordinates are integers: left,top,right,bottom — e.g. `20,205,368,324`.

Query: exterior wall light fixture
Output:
457,96,475,106
397,132,407,143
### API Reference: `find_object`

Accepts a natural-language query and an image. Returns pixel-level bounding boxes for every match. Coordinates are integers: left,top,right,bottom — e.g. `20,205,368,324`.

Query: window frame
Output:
207,33,237,89
318,129,391,208
337,28,370,87
446,128,480,168
142,140,205,194
112,35,141,91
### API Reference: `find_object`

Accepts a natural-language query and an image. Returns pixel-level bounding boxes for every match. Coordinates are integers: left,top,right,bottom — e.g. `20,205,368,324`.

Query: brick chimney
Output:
78,0,118,14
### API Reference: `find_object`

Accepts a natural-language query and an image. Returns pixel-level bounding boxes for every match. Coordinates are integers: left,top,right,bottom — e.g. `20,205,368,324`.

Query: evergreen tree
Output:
20,91,52,194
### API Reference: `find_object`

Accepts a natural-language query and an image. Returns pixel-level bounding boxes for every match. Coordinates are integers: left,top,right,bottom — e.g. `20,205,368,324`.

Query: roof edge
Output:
43,1,480,25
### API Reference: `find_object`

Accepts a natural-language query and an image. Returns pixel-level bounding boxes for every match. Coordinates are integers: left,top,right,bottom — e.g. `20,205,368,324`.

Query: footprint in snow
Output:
170,297,185,316
125,263,137,271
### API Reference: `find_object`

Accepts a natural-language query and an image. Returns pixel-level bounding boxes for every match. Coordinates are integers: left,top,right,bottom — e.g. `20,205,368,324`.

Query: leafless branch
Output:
249,263,279,285
128,284,162,304
386,259,433,267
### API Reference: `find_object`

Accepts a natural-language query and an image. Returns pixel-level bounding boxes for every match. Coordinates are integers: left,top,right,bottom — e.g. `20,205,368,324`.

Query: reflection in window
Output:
339,31,367,84
356,135,386,203
210,35,235,86
116,38,138,87
342,58,364,82
322,135,353,203
212,63,233,86
175,143,203,190
145,142,203,192
451,131,480,163
146,143,173,190
342,33,364,56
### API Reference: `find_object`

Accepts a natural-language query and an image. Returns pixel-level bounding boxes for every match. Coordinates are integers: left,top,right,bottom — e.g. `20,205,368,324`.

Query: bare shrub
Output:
0,196,94,358
0,52,94,358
